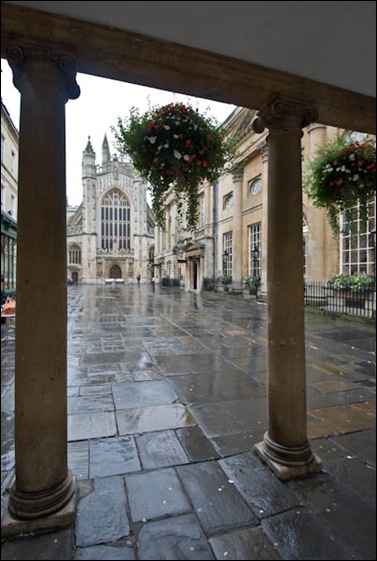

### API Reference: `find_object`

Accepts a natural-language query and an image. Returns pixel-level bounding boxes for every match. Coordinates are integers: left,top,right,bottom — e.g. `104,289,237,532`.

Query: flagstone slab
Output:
68,411,117,441
209,526,281,560
116,404,197,435
89,436,141,477
310,405,376,433
126,467,191,523
76,476,130,547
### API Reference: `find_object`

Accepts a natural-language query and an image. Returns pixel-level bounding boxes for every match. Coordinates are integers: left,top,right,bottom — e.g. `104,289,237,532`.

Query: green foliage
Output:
241,275,260,288
303,135,376,235
217,275,233,284
113,102,240,231
329,273,375,292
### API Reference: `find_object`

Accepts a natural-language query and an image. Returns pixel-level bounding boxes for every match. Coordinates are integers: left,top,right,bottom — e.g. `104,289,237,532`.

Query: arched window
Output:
101,189,131,251
68,243,81,265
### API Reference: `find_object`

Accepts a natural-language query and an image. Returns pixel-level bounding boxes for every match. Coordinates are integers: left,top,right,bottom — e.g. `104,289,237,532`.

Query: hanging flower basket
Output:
304,135,376,234
113,102,237,231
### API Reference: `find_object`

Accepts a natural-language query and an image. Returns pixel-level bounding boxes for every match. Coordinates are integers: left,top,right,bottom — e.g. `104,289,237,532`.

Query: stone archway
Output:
110,264,122,279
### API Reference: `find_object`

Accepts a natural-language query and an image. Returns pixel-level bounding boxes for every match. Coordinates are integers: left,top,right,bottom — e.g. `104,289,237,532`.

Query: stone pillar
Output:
258,141,269,294
306,123,328,281
253,97,322,480
232,171,243,283
2,39,80,535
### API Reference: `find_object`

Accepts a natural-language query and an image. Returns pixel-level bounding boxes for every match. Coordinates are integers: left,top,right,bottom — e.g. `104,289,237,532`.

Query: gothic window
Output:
101,189,131,251
248,223,261,277
68,244,81,264
340,198,375,275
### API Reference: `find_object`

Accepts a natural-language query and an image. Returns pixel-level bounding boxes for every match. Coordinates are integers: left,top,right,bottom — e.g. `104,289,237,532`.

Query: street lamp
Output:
222,250,228,275
251,244,259,277
370,227,376,279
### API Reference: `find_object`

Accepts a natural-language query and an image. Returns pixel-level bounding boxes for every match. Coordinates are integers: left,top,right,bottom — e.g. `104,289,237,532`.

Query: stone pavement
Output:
1,284,376,560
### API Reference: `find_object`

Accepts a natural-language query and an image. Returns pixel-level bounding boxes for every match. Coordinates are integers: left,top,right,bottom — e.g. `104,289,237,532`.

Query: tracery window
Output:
101,189,131,250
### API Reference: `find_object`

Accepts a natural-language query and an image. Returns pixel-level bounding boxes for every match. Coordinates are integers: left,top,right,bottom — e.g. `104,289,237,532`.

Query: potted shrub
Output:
113,102,239,231
217,274,232,292
242,275,260,295
304,135,376,234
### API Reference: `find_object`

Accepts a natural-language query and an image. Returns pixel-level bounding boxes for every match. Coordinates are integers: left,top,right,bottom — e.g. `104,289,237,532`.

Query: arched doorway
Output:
110,264,122,279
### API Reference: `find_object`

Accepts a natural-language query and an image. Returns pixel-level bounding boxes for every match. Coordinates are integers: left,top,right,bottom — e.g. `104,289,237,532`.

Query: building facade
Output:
1,100,18,293
154,107,376,293
67,136,155,284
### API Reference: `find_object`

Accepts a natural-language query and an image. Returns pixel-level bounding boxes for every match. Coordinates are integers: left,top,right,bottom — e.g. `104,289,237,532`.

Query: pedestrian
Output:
152,276,158,291
136,273,141,285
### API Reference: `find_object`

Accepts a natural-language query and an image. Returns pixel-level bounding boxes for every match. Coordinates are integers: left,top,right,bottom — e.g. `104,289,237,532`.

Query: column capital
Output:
4,36,80,100
232,169,244,184
253,96,318,133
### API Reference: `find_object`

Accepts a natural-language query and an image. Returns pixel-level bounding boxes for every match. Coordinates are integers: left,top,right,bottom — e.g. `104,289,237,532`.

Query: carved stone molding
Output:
232,170,244,184
4,36,80,100
253,96,318,134
257,140,269,163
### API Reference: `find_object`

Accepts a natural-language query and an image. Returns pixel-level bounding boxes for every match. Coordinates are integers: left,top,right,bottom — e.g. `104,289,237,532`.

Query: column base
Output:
1,487,76,538
254,437,322,481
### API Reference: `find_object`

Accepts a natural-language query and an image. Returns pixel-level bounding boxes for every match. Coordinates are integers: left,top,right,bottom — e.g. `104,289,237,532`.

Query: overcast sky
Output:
1,59,235,206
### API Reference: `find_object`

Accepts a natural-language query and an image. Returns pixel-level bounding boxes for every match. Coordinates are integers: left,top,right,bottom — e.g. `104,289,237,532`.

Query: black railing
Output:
304,281,376,319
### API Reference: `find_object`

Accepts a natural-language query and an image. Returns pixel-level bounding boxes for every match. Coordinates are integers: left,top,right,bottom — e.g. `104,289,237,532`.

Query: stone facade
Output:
154,107,375,293
67,136,155,284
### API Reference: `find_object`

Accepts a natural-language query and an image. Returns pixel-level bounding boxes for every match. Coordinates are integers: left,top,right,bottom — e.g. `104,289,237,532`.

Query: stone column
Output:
306,123,328,280
232,171,243,283
2,39,80,535
258,141,269,294
253,97,322,480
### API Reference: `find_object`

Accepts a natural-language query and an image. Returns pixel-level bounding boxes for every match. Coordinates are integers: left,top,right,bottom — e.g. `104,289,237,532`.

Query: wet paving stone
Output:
190,398,267,438
310,404,376,433
116,404,197,435
322,456,376,506
112,380,178,410
126,467,191,522
177,461,257,534
74,545,135,560
308,379,356,393
351,400,376,416
288,474,376,560
136,430,189,469
219,452,301,518
68,395,115,414
89,435,141,477
209,526,281,560
261,507,353,560
68,411,117,441
68,441,89,479
212,428,265,457
332,429,376,467
1,412,14,471
176,426,220,462
1,529,75,561
167,371,265,406
307,386,376,409
137,513,215,560
76,476,130,547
